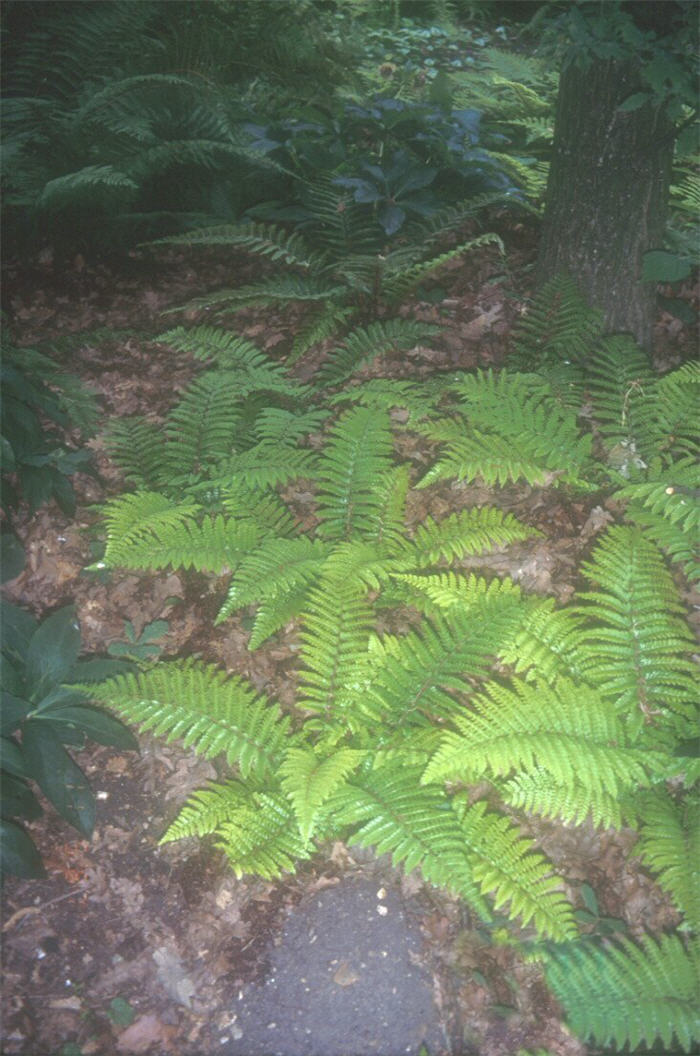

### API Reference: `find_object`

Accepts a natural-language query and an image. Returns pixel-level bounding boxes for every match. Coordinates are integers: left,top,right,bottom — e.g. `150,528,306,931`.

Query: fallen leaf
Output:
333,960,360,987
116,1014,176,1053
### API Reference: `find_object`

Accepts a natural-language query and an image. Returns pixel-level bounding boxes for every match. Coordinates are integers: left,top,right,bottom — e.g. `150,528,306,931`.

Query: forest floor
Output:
1,229,696,1056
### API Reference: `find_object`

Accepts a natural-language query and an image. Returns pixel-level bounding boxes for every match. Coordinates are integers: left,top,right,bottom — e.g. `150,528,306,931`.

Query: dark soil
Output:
1,243,695,1056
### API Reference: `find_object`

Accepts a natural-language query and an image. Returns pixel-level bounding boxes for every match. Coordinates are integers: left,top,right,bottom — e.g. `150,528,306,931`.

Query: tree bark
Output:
535,57,674,351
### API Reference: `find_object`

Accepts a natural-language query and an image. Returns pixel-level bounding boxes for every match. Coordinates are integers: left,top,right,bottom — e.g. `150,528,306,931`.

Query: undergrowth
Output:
81,275,700,1054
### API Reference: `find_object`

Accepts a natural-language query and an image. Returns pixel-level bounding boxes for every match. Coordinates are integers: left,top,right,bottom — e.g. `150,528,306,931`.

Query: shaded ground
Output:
1,238,695,1056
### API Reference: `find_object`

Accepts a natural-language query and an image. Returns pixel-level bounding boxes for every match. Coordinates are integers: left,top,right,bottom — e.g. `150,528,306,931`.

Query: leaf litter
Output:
1,242,691,1056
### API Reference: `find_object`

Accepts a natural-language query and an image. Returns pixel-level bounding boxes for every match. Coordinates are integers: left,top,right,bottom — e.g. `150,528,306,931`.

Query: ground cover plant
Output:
1,3,698,1055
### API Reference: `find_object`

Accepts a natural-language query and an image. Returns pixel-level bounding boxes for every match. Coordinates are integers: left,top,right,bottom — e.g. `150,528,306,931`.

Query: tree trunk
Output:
535,57,673,351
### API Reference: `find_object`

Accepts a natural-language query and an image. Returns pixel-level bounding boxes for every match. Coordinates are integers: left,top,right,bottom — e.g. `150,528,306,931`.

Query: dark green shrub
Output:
1,338,99,517
1,601,136,879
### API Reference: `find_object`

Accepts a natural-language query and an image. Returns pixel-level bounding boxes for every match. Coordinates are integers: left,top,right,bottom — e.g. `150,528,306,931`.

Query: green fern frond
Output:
216,789,312,879
253,406,328,446
383,234,504,304
328,766,490,918
511,274,602,370
298,577,374,720
615,457,700,579
416,370,591,488
499,768,629,829
649,361,700,459
365,610,520,727
423,677,656,814
160,372,246,482
99,491,199,569
209,441,317,492
280,746,366,841
160,779,253,843
287,304,356,365
316,318,440,387
545,934,700,1053
157,324,286,374
316,405,395,541
575,525,697,739
329,378,437,421
391,571,523,614
38,165,138,207
103,417,165,490
151,221,319,268
169,275,345,316
498,601,592,685
634,790,700,930
216,537,331,625
455,798,577,941
586,335,656,455
410,506,540,563
88,660,291,778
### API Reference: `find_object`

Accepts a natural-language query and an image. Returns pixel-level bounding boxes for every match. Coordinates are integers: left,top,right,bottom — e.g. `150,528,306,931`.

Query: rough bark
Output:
535,57,674,351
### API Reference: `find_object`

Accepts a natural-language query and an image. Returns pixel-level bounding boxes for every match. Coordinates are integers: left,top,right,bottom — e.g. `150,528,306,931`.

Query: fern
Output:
316,318,440,387
215,788,313,879
423,677,659,827
88,660,292,778
216,537,331,626
316,405,395,541
417,370,592,489
575,525,697,741
545,934,700,1053
634,790,700,931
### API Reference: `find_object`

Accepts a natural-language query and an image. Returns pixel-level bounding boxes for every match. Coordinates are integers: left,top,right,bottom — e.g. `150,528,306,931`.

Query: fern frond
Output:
456,798,577,941
410,506,540,563
512,274,602,370
648,361,700,459
616,456,700,579
634,790,700,930
88,660,291,778
365,610,521,727
38,165,138,207
586,335,655,455
383,234,504,304
287,304,356,365
498,600,592,685
298,578,374,721
216,789,312,879
391,571,523,613
280,746,366,841
499,768,629,829
316,405,395,541
151,221,320,269
329,378,437,421
103,417,165,490
99,492,199,569
209,441,317,492
160,372,246,482
160,779,253,842
423,678,656,819
157,324,286,374
316,318,440,387
169,275,345,316
416,370,591,488
216,537,331,624
253,406,328,446
545,934,700,1053
328,766,490,918
575,525,697,740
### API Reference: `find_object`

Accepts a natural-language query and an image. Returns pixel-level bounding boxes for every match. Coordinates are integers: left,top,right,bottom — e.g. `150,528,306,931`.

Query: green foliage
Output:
1,601,136,879
545,934,700,1054
1,337,99,516
416,368,593,489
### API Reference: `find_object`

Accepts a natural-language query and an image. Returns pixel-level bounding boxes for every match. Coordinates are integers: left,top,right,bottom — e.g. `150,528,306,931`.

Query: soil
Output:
1,235,696,1056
